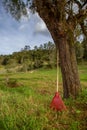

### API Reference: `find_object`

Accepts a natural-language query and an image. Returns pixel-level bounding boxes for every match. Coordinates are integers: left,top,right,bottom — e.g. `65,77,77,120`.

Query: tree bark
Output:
51,27,81,98
55,35,81,98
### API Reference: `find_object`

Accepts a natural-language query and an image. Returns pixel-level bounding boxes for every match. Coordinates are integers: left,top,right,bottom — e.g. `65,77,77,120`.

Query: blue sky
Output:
0,2,53,55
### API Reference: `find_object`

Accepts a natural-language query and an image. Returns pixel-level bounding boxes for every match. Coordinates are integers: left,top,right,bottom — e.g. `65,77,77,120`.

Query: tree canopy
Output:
2,0,87,42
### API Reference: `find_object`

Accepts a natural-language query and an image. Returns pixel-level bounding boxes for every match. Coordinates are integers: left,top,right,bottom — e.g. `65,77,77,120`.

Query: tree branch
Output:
72,8,87,24
74,0,82,8
80,21,87,37
82,0,87,8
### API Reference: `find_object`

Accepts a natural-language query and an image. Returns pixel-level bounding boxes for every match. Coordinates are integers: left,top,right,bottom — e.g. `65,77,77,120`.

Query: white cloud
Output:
73,3,79,15
35,21,47,32
19,24,27,30
0,4,53,55
32,13,51,36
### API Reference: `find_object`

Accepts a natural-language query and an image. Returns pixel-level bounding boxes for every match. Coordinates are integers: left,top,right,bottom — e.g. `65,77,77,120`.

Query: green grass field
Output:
0,64,87,130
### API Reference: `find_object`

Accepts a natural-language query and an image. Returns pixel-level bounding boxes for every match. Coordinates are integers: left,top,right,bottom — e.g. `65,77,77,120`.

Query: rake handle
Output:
57,49,59,92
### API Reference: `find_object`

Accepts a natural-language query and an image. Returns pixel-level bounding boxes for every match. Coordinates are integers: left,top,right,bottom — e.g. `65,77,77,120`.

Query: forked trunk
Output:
55,35,81,98
47,23,81,98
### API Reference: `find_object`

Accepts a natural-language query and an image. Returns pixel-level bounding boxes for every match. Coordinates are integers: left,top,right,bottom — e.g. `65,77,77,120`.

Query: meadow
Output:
0,63,87,130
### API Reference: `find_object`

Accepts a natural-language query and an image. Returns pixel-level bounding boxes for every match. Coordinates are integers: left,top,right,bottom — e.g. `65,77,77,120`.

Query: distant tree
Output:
82,38,87,60
43,43,47,50
0,55,4,65
47,41,55,51
15,52,24,64
34,45,38,50
44,42,56,68
2,56,10,65
75,41,84,61
24,45,31,51
39,44,44,50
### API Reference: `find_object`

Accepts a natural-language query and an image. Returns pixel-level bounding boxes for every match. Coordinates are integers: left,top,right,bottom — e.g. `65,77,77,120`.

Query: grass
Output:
0,64,87,130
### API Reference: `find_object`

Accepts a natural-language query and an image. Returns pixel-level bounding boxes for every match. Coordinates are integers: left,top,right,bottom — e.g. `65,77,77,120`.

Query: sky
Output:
0,2,53,55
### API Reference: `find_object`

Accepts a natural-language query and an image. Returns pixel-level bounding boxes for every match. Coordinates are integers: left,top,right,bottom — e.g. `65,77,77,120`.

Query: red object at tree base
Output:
50,92,66,111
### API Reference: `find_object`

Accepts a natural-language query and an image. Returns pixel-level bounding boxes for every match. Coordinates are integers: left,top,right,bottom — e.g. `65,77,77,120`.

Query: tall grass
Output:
0,64,87,130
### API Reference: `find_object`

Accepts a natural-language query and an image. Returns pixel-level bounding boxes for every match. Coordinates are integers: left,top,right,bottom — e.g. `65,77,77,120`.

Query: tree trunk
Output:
46,23,81,98
55,35,81,98
49,28,81,98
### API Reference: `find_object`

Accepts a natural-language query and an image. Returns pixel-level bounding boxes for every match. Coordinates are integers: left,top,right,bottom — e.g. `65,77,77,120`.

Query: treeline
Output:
0,41,87,72
0,42,56,72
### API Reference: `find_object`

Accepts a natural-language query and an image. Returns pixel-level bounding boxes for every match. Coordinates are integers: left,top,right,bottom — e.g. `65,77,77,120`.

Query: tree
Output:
33,0,87,98
34,45,38,50
43,42,56,68
24,45,31,51
82,38,87,60
75,41,84,61
2,0,87,98
2,55,10,65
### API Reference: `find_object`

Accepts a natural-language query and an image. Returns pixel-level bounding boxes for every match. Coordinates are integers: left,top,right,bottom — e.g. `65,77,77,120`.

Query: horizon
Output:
0,41,54,56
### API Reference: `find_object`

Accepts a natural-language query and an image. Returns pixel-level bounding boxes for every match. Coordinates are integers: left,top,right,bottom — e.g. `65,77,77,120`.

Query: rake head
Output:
50,92,66,111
